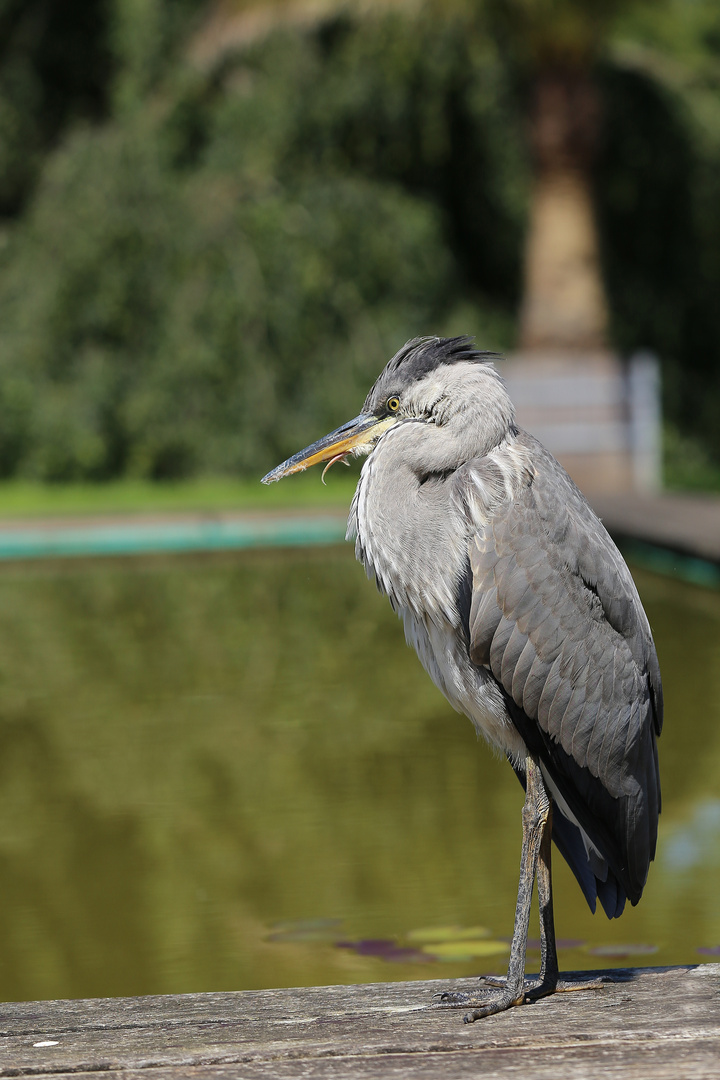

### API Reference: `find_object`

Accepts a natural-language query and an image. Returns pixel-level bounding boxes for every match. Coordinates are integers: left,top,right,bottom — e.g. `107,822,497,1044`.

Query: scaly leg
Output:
455,764,611,1016
534,807,614,998
535,794,558,989
438,756,551,1022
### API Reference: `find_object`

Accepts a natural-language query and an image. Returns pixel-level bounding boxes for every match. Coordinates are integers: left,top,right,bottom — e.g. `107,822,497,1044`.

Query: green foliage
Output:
265,13,527,301
487,0,631,67
595,64,711,456
593,58,720,465
0,9,520,481
0,0,114,214
0,112,453,479
1,1,720,482
664,425,720,493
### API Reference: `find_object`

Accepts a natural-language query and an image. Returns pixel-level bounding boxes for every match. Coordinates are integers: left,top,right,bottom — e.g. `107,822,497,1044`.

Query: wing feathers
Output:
460,433,662,909
511,638,537,703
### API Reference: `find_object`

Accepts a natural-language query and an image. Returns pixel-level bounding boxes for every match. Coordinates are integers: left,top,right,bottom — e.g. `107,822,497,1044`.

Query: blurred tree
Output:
0,96,455,480
598,0,720,467
271,10,526,307
489,0,628,350
0,0,114,215
0,0,719,482
111,0,208,114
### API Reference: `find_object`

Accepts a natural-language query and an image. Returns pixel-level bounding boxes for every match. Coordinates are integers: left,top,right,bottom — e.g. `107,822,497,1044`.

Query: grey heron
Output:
262,336,662,1022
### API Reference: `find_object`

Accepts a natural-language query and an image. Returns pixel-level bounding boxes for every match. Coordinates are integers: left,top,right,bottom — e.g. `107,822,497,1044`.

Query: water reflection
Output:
0,547,716,1001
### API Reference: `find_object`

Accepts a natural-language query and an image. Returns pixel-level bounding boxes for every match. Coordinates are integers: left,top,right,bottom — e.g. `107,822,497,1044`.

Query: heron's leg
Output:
439,755,550,1022
536,813,614,999
531,792,612,999
536,797,558,988
475,777,557,995
466,756,551,1020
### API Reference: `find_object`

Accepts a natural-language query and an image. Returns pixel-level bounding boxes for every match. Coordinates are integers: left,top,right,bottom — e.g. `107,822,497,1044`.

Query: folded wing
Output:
457,433,662,915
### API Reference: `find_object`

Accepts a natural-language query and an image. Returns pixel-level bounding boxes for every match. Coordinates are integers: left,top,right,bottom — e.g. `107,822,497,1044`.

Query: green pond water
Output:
0,545,717,1002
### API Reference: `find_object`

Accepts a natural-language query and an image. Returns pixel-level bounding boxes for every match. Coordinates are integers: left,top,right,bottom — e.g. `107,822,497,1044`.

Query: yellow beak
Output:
261,413,397,483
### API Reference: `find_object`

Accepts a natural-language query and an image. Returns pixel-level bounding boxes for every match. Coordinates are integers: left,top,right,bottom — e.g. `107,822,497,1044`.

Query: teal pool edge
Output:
0,516,717,592
0,517,348,560
618,537,720,590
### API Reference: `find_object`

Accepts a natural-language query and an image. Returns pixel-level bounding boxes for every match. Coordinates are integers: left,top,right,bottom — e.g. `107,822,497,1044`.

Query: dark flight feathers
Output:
460,433,662,918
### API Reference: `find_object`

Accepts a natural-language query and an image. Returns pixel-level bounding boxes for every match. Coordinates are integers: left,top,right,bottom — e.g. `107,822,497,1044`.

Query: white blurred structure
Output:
501,351,661,496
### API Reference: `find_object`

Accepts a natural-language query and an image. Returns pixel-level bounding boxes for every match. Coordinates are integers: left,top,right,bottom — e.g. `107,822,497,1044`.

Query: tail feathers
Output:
507,756,626,920
551,807,627,920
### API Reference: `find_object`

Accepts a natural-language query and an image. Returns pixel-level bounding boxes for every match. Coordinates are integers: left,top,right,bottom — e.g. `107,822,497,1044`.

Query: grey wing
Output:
457,433,662,911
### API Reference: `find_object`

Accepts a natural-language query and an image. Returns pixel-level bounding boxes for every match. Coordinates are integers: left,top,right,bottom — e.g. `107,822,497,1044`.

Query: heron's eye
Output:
386,396,400,413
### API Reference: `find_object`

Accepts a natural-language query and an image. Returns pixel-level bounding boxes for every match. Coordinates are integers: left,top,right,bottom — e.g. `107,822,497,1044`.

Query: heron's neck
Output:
348,426,469,626
347,424,531,625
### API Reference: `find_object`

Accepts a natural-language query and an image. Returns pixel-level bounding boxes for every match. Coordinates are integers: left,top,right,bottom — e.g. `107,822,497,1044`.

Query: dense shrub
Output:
0,13,517,480
0,0,115,216
595,62,720,463
0,110,455,479
1,3,720,478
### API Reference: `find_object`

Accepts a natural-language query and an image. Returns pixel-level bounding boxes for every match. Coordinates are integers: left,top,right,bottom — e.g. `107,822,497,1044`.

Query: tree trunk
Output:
519,69,608,351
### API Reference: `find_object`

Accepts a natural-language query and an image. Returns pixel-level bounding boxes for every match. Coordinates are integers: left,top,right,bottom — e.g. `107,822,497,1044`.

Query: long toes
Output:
435,987,520,1014
435,990,473,1005
441,971,595,1021
463,992,526,1023
553,975,610,994
479,974,545,994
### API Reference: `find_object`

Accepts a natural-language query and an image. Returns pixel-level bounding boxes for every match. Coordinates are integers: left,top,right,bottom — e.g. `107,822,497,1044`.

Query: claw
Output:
435,991,472,1005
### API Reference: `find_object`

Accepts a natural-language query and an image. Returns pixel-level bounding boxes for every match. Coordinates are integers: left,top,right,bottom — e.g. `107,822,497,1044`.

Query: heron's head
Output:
261,336,515,483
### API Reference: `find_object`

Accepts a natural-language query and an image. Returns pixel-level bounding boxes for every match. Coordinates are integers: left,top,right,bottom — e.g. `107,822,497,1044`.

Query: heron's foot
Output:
435,985,531,1023
552,973,614,993
476,973,510,990
478,970,611,994
436,972,607,1023
474,972,549,994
